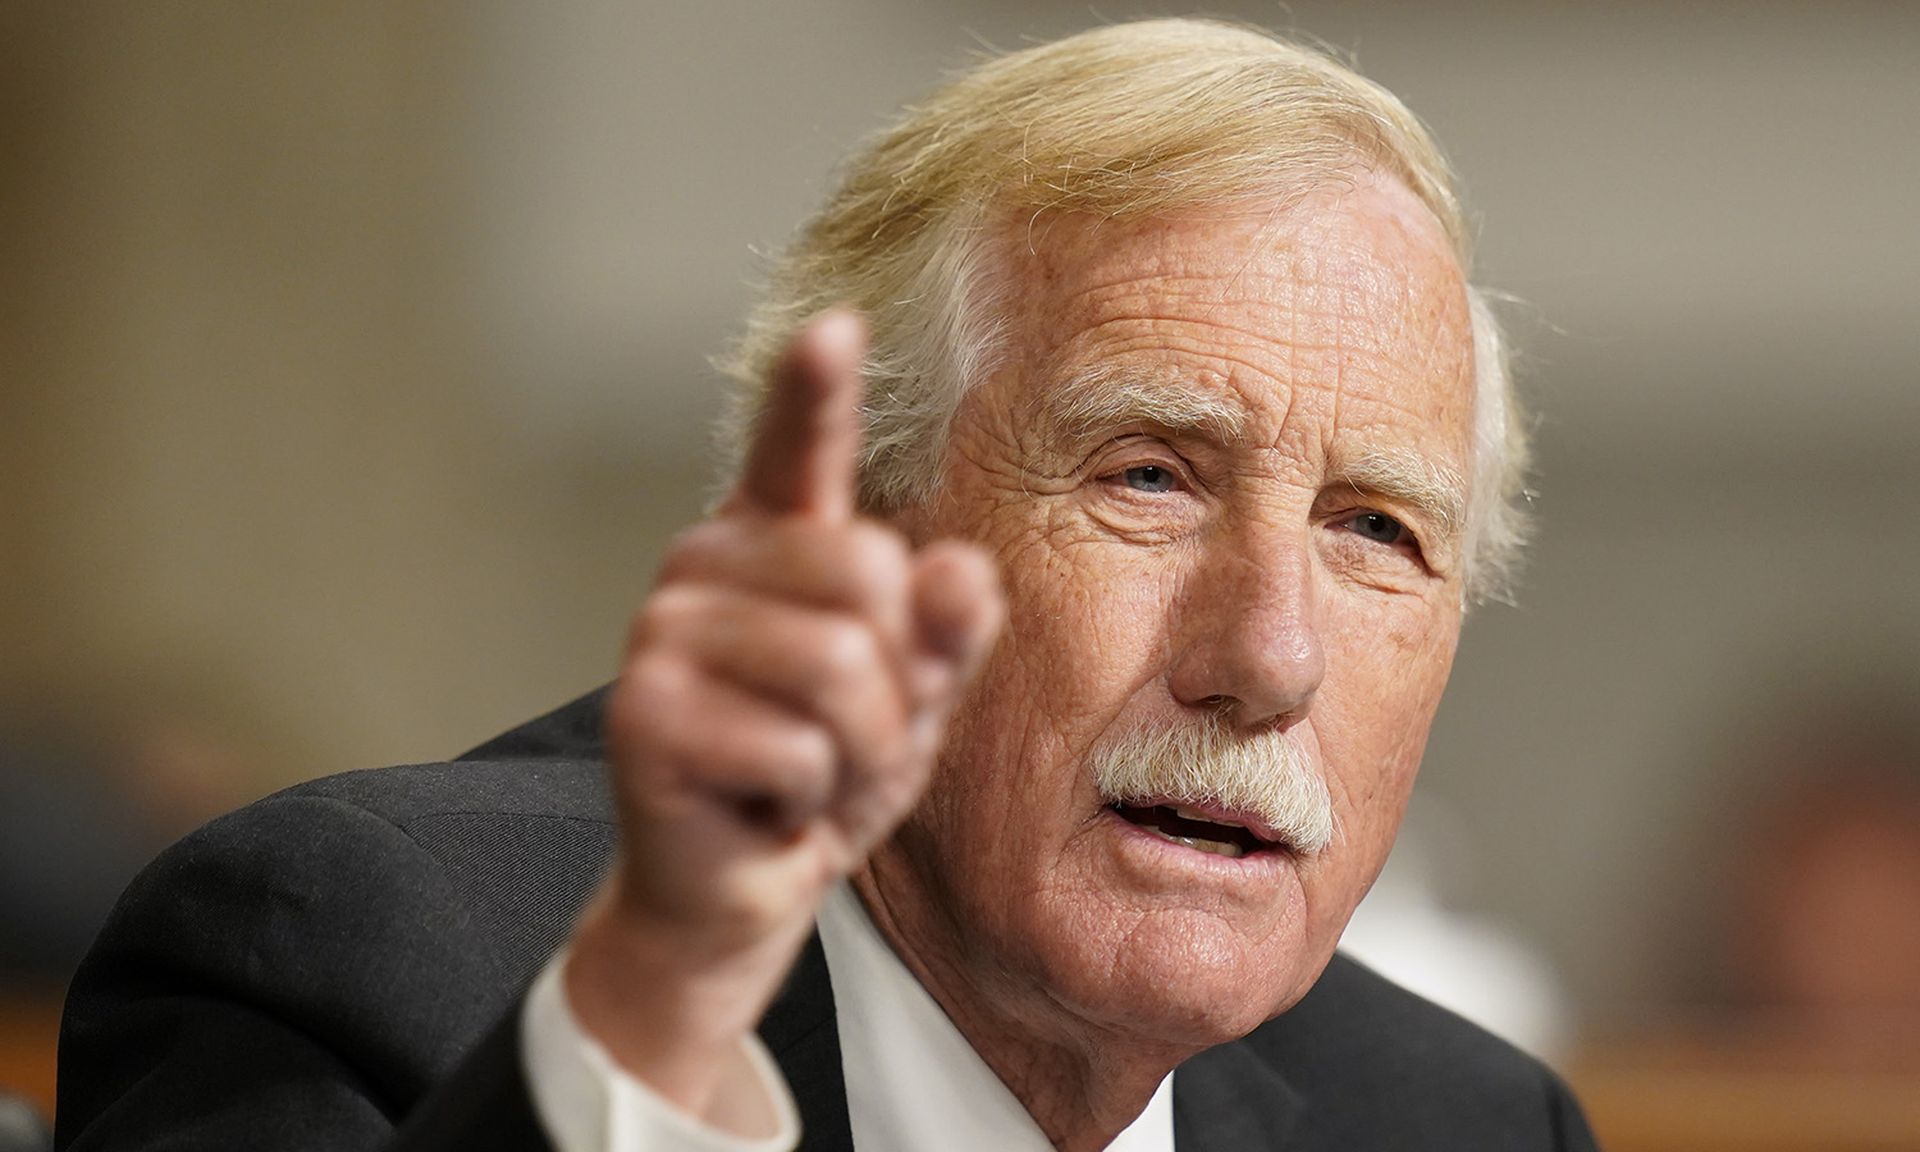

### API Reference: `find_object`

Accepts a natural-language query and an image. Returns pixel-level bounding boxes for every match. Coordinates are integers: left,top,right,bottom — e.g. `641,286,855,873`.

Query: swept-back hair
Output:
718,18,1529,602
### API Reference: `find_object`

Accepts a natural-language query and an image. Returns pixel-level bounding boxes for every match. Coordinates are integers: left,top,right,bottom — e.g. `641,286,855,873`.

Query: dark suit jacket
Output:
56,689,1599,1151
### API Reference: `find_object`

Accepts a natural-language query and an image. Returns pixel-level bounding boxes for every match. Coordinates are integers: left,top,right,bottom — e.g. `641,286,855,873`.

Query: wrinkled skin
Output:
859,169,1477,1143
572,167,1479,1150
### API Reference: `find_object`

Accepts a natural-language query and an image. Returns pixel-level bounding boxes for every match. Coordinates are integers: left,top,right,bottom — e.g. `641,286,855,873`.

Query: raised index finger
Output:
732,309,867,521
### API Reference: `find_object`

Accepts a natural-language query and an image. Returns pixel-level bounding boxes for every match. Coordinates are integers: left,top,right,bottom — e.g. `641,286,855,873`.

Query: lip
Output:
1095,805,1301,886
1109,795,1289,848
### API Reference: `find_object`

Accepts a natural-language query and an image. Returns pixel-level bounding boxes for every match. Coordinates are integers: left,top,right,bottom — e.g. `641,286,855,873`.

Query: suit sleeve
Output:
55,792,557,1151
1546,1068,1601,1151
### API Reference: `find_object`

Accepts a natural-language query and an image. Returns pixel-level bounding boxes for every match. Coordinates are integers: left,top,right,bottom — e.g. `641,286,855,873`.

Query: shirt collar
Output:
815,882,1176,1152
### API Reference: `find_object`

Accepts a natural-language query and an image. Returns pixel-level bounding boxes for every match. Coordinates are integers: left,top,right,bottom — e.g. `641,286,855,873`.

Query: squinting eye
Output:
1347,512,1407,545
1121,465,1177,493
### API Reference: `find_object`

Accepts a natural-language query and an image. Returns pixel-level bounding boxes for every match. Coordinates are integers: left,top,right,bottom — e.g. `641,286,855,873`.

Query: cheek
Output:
1296,616,1456,943
989,512,1181,730
1315,600,1461,839
925,522,1184,834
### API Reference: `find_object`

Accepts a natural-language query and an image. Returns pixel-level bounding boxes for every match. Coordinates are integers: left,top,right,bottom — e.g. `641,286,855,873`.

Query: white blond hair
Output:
719,18,1530,602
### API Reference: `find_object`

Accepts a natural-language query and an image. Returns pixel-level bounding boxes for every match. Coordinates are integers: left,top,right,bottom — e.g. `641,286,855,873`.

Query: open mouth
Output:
1108,803,1279,859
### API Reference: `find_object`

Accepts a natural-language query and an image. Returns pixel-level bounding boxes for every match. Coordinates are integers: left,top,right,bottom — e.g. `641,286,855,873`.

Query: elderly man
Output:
57,18,1596,1152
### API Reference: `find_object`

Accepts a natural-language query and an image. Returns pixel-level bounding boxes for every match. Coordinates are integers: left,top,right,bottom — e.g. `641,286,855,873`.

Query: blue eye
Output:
1122,465,1177,493
1348,512,1406,545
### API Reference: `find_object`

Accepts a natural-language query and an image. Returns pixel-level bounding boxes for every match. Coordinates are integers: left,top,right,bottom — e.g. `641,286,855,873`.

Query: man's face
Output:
874,171,1477,1048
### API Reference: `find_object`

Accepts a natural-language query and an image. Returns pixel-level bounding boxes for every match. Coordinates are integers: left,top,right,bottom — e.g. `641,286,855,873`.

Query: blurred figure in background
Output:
0,1089,51,1152
1727,736,1920,1073
0,739,162,987
1570,699,1920,1151
1,724,251,985
0,722,252,1123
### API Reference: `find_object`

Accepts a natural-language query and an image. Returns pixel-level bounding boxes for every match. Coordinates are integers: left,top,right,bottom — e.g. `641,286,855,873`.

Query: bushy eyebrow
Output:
1033,365,1247,447
1028,368,1466,550
1332,447,1467,550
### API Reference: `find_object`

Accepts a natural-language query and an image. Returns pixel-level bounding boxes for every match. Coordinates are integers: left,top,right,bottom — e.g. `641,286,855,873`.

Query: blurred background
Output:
3,2,1917,1147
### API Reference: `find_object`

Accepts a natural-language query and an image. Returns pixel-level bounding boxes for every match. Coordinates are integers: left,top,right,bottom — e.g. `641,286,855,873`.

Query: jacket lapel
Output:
1172,1037,1305,1151
757,928,1307,1152
757,932,855,1152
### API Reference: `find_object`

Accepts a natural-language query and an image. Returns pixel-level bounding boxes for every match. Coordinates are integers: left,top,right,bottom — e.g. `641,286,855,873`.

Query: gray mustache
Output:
1089,716,1335,854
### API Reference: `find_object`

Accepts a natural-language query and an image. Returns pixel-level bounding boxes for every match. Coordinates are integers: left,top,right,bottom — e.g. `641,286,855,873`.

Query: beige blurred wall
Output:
2,5,697,782
4,1,1917,1019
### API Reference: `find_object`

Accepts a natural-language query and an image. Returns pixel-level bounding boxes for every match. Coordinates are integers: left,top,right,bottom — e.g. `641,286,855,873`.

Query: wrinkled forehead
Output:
993,173,1477,467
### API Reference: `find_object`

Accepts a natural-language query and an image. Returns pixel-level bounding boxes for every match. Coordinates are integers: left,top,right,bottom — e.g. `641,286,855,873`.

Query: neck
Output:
851,865,1193,1152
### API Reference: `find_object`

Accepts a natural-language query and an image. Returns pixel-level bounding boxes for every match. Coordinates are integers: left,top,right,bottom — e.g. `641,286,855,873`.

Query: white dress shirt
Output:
521,883,1176,1152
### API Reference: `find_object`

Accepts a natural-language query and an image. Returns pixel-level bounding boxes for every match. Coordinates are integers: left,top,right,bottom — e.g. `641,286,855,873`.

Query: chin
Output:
1022,897,1328,1050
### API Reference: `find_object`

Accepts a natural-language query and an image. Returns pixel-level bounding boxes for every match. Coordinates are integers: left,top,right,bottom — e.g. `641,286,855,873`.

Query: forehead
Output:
995,174,1475,466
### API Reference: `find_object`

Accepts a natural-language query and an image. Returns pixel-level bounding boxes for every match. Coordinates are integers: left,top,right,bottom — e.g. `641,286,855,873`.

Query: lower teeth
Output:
1144,825,1245,858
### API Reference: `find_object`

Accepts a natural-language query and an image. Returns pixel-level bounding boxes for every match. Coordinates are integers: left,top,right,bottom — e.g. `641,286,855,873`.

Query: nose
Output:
1166,540,1326,730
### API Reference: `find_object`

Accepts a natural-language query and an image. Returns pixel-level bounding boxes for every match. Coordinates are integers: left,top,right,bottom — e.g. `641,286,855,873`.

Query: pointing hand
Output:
564,311,1004,1132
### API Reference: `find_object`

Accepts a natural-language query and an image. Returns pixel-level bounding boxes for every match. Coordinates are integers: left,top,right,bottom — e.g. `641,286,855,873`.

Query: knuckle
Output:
655,520,733,584
787,723,839,781
628,584,710,650
813,619,883,684
773,519,907,606
607,654,694,758
840,523,912,603
843,521,912,579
